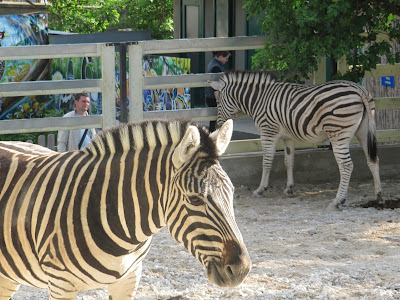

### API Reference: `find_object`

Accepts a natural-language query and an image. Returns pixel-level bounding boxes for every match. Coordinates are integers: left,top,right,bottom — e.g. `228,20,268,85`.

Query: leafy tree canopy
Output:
117,0,173,40
244,0,400,82
48,0,120,33
48,0,173,40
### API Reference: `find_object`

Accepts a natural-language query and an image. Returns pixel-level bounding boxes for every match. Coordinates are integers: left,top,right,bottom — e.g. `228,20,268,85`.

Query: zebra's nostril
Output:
226,265,234,276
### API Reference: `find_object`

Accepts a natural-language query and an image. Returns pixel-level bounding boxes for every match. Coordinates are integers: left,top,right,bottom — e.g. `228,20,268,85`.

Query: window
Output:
182,0,204,38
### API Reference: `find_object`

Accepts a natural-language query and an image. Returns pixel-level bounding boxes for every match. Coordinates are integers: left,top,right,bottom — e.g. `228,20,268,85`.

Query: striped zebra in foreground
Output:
0,119,251,299
209,70,382,209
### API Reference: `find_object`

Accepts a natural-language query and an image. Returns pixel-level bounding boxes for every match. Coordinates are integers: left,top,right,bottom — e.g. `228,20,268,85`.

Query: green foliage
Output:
48,0,173,39
118,0,174,40
48,0,120,33
244,0,400,82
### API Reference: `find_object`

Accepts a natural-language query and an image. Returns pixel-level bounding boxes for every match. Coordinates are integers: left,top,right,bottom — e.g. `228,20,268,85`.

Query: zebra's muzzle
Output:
207,240,251,287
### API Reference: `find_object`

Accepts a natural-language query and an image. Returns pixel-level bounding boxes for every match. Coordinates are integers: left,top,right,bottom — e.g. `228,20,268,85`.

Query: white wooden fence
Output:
0,36,265,133
0,36,399,154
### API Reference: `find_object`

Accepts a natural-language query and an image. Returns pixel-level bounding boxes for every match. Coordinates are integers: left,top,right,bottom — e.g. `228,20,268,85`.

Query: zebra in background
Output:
0,119,251,299
209,70,382,210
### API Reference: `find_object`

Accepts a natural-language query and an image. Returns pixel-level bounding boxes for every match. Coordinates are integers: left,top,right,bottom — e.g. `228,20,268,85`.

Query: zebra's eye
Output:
188,195,204,206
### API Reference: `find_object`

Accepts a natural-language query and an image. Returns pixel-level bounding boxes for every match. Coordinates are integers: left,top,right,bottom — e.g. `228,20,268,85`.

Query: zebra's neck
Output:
227,71,276,118
55,122,183,250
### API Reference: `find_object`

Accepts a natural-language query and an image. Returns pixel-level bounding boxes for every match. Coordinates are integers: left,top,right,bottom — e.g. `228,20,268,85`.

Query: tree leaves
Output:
48,0,173,39
244,0,400,82
48,0,120,33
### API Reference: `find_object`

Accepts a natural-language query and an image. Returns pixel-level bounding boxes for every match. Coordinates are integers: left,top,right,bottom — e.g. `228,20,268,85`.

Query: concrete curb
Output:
220,144,400,187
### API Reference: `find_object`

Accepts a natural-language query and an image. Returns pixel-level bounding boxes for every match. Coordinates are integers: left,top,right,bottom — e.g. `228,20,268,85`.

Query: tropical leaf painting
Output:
0,14,190,121
0,14,50,120
141,55,191,112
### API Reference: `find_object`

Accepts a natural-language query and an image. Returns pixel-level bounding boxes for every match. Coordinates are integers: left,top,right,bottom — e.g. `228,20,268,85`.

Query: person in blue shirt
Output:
205,51,231,132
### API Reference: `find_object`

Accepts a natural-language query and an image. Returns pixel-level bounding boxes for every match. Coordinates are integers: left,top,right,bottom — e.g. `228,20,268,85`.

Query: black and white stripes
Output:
0,119,251,299
210,70,382,209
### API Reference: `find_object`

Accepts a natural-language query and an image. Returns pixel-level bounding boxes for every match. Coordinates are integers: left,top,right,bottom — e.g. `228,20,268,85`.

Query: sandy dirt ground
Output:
12,178,400,300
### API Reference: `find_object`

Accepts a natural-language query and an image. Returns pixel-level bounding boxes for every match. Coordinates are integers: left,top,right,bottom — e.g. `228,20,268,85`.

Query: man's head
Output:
74,93,90,115
212,51,231,65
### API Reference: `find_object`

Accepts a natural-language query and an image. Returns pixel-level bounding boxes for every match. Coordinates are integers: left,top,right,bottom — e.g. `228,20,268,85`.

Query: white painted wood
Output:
0,43,101,60
0,80,102,97
143,73,223,89
143,107,217,121
100,44,117,129
0,116,102,134
128,44,144,123
140,36,267,54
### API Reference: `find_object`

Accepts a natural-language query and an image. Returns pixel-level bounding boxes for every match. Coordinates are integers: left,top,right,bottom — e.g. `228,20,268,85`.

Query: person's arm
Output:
57,130,68,152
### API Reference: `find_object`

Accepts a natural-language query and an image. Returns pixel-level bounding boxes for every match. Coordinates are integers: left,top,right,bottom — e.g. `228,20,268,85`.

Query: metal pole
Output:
119,42,128,123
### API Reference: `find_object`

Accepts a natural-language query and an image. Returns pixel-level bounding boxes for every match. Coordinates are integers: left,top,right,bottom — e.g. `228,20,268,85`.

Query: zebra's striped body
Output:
0,119,251,299
210,70,382,209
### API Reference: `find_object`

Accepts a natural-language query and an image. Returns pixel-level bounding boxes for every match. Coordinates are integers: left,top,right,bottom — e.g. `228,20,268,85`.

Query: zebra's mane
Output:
84,119,219,159
223,70,278,85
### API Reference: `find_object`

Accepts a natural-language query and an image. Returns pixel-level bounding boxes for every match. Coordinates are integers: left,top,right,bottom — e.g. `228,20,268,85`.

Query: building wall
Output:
234,0,246,70
173,0,253,72
0,1,49,15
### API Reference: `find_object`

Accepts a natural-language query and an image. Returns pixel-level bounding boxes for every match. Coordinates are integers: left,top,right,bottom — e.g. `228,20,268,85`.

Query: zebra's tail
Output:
360,91,377,162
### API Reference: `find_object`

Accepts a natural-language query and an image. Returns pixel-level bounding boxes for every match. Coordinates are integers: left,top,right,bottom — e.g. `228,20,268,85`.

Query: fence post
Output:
38,135,46,147
313,57,327,84
128,43,144,123
101,44,117,129
47,134,56,151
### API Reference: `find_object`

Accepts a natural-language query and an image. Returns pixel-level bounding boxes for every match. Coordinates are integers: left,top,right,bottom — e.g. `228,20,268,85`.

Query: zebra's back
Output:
210,70,381,209
260,80,372,143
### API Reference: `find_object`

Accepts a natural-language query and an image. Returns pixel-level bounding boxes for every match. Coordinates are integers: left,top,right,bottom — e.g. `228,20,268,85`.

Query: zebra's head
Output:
166,119,251,287
209,76,242,129
209,70,277,129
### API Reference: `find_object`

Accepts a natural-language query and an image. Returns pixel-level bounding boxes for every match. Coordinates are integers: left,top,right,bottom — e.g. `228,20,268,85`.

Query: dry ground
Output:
12,179,400,300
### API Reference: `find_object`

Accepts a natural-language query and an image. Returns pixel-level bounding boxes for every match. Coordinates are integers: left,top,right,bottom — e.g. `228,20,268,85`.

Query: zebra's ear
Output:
172,125,201,168
210,119,233,155
208,80,224,91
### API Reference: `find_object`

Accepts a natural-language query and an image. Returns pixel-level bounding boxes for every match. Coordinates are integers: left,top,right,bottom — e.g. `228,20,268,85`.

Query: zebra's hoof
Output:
375,192,383,201
326,201,341,211
284,187,294,197
252,190,263,198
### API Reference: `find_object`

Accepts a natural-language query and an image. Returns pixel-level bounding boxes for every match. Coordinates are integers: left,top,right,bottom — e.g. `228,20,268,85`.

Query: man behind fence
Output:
57,93,97,152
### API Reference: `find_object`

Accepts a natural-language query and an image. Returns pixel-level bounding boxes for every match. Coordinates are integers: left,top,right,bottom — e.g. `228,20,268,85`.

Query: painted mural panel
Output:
142,55,191,111
114,54,191,121
0,14,50,120
48,54,191,120
50,57,102,115
0,14,191,122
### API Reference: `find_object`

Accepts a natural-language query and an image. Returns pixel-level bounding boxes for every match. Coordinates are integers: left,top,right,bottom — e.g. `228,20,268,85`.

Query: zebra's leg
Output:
0,274,20,300
41,249,80,299
355,121,382,200
47,281,79,300
252,137,278,197
328,139,354,210
108,262,142,300
283,138,295,196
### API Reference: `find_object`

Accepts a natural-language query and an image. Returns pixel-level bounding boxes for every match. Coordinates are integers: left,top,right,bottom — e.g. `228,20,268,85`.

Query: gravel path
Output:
12,179,400,299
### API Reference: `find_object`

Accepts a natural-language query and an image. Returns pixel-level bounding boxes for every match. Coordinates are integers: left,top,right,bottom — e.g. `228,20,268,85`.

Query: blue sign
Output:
381,76,395,88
